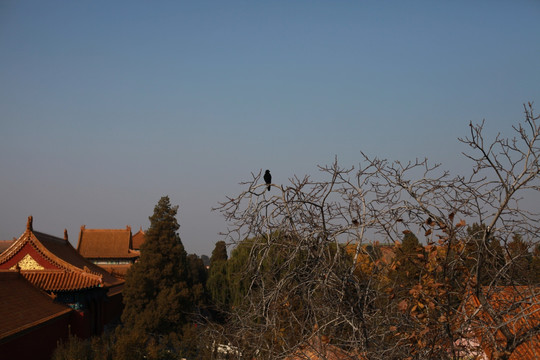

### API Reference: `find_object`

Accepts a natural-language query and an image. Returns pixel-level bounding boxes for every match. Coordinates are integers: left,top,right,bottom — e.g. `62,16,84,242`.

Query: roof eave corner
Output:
76,225,85,252
0,217,36,265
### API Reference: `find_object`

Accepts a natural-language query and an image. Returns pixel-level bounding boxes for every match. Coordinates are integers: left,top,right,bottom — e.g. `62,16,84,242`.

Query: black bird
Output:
264,170,272,191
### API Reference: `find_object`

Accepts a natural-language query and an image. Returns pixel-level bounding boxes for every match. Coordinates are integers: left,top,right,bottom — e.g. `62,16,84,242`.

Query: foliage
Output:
116,196,195,360
389,232,425,289
208,104,540,360
52,333,93,360
532,244,540,283
52,331,115,360
506,233,536,285
207,241,230,311
187,253,209,308
461,223,505,286
200,254,210,267
210,240,228,263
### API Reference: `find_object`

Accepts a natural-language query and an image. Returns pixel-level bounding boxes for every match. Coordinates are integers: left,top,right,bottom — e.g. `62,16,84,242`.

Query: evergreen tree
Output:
390,232,424,290
532,244,540,286
206,241,230,311
116,196,193,360
226,238,255,307
210,240,228,263
507,234,533,285
464,223,505,286
186,253,208,308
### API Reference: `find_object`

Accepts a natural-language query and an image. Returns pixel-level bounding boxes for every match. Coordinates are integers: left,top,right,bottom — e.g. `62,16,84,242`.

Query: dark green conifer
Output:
206,241,230,311
210,240,228,264
390,232,424,288
464,223,505,286
187,253,208,308
116,196,192,360
507,233,534,285
532,244,540,286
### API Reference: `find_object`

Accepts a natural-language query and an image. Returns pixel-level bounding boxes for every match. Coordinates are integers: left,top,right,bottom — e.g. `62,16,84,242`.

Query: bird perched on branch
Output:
264,170,272,191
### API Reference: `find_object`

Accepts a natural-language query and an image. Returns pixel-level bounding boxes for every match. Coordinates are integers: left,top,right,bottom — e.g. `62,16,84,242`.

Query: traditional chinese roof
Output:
23,270,104,292
0,270,72,341
131,228,146,250
77,225,138,259
0,216,123,292
97,264,132,279
462,286,540,360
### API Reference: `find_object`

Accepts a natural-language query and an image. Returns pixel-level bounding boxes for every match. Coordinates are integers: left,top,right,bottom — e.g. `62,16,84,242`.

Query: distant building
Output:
77,225,140,278
0,216,124,339
131,227,146,251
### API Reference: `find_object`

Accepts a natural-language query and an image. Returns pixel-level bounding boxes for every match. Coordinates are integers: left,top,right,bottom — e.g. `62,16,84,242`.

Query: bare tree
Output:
207,103,540,360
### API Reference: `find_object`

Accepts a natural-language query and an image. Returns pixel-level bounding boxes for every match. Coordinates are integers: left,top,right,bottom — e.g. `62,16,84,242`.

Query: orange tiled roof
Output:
0,217,124,292
131,228,146,250
0,270,72,340
32,231,123,288
22,270,103,292
463,286,540,360
77,226,138,259
97,264,133,279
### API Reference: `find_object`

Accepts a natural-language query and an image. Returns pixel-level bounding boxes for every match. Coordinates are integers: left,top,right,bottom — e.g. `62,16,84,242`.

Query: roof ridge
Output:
33,231,67,243
1,220,124,290
28,233,76,271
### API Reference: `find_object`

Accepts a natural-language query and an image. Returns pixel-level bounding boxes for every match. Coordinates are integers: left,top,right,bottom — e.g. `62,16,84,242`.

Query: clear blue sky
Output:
1,1,539,255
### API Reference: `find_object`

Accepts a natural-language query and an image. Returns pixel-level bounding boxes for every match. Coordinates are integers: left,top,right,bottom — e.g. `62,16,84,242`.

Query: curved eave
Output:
0,231,32,264
29,232,93,275
22,270,104,292
0,229,124,289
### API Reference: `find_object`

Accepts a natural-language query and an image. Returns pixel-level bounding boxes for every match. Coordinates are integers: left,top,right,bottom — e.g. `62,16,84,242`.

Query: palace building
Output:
131,226,146,251
76,225,142,278
0,216,125,342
